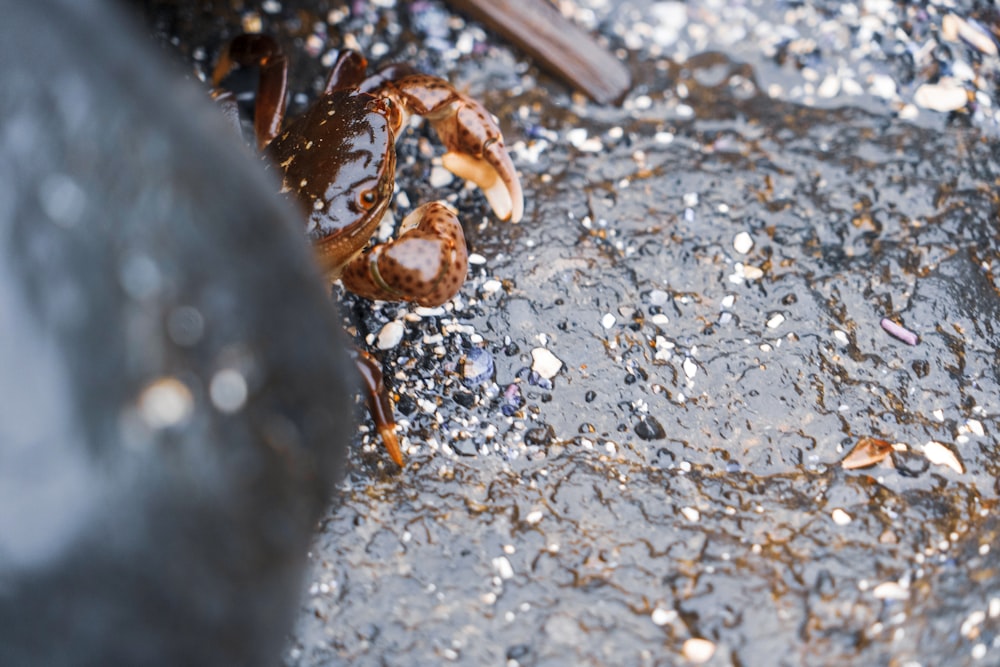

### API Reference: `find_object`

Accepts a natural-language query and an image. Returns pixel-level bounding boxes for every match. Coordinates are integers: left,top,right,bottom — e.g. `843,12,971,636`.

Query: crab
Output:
211,34,523,466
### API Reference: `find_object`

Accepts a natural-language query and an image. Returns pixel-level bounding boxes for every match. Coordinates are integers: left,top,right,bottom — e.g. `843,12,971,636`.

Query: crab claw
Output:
340,202,469,307
434,102,524,223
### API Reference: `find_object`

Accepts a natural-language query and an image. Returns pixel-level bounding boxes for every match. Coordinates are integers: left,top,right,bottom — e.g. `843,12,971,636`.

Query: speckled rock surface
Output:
137,1,1000,665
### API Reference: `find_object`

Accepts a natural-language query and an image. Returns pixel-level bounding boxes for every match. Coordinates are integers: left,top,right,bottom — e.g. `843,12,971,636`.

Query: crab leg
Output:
211,34,289,150
366,73,524,223
352,349,403,466
339,202,469,308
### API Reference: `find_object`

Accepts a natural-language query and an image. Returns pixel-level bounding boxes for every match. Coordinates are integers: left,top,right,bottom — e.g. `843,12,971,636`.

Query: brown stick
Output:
442,0,631,105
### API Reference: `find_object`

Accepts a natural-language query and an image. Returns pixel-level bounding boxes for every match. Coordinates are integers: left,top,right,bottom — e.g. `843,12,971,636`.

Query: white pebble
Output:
872,581,909,601
492,556,514,580
733,231,753,254
683,358,697,379
651,608,676,626
833,330,849,345
566,127,588,147
531,347,563,379
967,419,985,437
525,510,543,525
766,313,785,329
831,508,852,525
682,638,716,664
468,253,487,265
429,165,454,187
869,73,897,100
923,441,964,474
681,507,700,522
914,80,968,112
601,313,616,329
481,279,503,294
742,265,764,280
376,320,405,349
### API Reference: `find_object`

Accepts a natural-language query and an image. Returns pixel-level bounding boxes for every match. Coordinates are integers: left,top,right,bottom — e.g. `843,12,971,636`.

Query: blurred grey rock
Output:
0,1,352,665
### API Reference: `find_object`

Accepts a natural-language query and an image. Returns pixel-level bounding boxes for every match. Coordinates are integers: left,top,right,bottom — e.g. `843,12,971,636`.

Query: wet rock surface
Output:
135,1,1000,665
1,1,352,664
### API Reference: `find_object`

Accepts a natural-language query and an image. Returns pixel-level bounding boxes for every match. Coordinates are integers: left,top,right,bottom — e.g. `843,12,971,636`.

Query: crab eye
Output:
358,189,378,209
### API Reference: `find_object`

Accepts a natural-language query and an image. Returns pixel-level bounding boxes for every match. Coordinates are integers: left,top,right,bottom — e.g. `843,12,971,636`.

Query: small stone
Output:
680,507,700,522
635,416,666,440
733,231,753,254
601,313,616,329
914,80,968,112
429,165,454,187
525,510,543,525
651,608,676,626
683,358,697,379
376,320,405,349
923,441,964,473
872,581,909,601
682,638,716,664
492,556,514,580
831,508,852,525
531,347,563,379
766,313,785,329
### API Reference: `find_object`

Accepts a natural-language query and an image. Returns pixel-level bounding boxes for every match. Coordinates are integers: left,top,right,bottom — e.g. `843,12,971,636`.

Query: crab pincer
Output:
340,202,469,307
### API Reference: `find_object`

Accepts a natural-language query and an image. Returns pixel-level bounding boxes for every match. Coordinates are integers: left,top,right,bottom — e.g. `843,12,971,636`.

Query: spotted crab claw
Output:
435,102,524,224
370,74,524,223
339,202,469,308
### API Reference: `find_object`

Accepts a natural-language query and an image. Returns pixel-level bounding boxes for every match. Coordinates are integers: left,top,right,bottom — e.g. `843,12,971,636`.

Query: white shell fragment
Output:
376,320,405,349
682,638,716,664
531,347,563,379
733,231,754,254
914,80,968,112
923,441,964,473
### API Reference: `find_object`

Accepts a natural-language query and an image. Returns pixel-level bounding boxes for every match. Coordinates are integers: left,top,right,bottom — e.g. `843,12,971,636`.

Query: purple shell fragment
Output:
880,318,918,345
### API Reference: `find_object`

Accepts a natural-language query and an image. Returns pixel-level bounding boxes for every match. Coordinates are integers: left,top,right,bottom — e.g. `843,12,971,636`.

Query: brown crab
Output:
212,34,523,466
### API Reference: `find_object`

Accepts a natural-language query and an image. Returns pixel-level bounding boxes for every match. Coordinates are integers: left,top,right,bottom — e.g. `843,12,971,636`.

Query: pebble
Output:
766,313,785,329
651,607,676,626
872,581,910,601
531,347,563,380
376,320,405,349
682,638,716,664
462,347,494,385
601,313,616,329
428,165,454,187
733,231,753,254
681,507,700,522
914,80,968,112
831,508,852,525
923,441,964,473
683,358,697,380
492,556,514,580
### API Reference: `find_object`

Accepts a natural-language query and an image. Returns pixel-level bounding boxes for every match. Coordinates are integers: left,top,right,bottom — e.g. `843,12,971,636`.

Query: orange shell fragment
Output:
841,436,894,470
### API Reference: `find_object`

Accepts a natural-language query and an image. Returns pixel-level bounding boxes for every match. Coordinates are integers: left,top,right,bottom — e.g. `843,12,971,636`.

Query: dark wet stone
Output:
0,2,351,665
453,390,476,408
634,416,666,441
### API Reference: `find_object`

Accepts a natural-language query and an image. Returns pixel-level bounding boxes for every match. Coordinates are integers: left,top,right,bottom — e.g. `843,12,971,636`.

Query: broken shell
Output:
841,436,893,470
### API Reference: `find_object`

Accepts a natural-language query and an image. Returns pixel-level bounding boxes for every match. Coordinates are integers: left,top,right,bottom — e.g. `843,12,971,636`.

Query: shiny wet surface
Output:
139,1,1000,664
